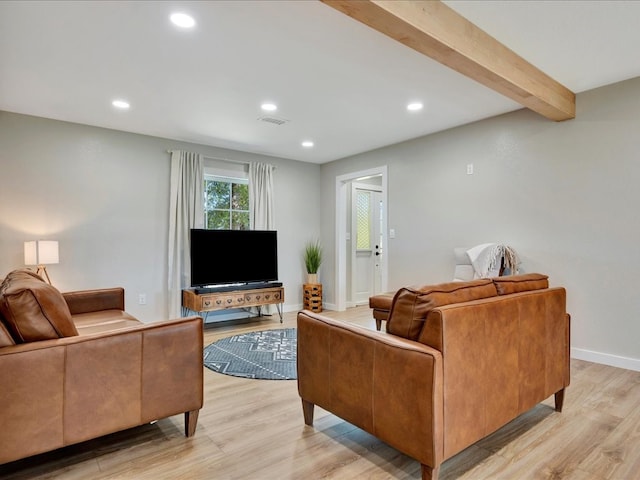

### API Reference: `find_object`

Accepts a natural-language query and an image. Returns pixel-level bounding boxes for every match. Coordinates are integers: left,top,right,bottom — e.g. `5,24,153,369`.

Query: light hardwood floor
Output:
2,306,639,479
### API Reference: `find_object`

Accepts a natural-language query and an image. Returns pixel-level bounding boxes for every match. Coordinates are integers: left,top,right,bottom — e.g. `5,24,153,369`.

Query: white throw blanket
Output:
467,243,502,278
466,243,519,278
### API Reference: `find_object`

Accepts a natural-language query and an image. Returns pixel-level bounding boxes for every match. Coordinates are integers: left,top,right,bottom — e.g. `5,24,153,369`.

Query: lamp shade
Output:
24,240,59,265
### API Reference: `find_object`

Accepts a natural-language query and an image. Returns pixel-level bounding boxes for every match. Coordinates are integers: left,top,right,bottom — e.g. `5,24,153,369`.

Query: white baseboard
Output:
284,303,302,313
285,303,337,313
571,347,640,372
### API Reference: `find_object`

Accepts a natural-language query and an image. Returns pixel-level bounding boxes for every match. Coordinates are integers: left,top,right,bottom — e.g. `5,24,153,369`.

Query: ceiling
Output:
1,1,640,164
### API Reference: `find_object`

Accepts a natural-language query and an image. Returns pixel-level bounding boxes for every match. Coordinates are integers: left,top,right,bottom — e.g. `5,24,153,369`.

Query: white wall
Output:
4,76,639,370
321,77,640,370
0,111,320,321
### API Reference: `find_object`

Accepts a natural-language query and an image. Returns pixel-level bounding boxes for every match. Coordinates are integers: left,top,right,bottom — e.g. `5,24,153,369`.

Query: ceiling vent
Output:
258,116,289,126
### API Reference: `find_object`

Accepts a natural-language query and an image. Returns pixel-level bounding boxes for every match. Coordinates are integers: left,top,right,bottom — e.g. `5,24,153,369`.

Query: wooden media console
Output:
182,285,284,322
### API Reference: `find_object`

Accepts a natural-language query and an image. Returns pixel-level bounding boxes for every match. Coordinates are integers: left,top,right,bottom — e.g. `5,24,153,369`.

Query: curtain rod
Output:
166,150,249,166
166,150,276,169
204,155,250,166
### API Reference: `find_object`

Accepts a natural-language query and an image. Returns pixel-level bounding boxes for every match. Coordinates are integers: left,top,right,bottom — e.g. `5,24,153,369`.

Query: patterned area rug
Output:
203,328,297,380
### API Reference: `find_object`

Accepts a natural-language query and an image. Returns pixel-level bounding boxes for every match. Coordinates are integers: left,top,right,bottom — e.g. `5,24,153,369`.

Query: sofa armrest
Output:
297,310,443,471
63,288,125,315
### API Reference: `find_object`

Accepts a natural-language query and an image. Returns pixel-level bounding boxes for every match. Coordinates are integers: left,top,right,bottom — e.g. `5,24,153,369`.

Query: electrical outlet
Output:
138,293,147,305
467,163,474,175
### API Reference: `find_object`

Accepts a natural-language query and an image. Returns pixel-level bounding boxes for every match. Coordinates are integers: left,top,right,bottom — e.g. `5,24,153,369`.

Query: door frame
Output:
335,165,388,311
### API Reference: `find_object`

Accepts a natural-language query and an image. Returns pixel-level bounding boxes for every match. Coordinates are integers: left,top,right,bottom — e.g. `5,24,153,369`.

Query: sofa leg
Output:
375,318,382,331
185,409,200,437
421,464,439,480
302,399,315,426
555,388,565,412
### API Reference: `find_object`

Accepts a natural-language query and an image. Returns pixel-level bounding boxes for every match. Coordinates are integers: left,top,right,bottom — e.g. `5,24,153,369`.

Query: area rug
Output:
203,328,297,380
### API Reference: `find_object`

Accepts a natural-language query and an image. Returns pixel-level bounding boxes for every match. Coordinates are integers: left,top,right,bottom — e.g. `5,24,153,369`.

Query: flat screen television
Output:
190,229,278,287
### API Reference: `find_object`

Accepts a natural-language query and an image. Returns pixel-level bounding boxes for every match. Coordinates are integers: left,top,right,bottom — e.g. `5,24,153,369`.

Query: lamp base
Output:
36,265,53,285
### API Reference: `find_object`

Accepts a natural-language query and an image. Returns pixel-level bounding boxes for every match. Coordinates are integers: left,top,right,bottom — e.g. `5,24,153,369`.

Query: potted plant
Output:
304,239,323,284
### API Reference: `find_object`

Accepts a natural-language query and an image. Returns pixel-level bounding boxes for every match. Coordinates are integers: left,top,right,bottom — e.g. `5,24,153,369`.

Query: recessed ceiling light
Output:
170,12,195,28
261,103,277,112
302,141,314,148
407,102,423,111
112,99,130,110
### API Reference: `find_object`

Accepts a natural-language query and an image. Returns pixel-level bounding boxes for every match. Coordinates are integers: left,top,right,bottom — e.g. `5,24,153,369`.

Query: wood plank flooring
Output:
1,306,639,479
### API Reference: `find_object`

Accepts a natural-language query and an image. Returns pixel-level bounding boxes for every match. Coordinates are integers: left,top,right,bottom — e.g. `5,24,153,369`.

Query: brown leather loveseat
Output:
297,273,570,480
0,269,204,465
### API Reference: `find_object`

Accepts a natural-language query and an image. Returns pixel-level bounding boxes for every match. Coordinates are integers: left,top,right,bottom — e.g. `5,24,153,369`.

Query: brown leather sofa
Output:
298,273,570,480
0,269,204,466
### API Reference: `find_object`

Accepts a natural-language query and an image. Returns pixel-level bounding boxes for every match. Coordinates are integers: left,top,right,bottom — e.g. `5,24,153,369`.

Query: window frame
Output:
203,173,250,230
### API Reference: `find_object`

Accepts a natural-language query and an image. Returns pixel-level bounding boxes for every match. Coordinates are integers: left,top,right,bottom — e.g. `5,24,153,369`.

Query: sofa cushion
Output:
492,273,549,295
387,279,498,340
73,310,141,336
0,319,15,346
0,269,78,342
0,294,16,346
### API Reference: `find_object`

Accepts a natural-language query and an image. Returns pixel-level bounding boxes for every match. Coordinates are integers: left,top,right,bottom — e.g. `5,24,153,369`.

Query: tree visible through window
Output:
204,176,249,230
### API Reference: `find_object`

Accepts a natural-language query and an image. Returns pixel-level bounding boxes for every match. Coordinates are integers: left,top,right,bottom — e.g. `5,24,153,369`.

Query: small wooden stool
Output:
303,283,323,313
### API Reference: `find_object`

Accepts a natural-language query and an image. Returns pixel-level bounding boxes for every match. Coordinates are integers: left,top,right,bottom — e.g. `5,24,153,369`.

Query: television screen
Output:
190,229,278,287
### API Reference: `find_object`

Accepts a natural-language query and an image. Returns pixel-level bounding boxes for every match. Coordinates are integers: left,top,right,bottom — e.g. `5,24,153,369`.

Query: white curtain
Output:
249,162,275,314
168,150,204,317
249,162,275,230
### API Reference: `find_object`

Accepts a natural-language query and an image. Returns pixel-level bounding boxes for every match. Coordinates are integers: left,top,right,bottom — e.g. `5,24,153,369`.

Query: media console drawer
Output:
182,287,284,313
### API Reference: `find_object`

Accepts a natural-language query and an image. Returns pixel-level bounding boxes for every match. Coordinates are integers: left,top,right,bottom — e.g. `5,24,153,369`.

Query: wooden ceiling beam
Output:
321,0,575,121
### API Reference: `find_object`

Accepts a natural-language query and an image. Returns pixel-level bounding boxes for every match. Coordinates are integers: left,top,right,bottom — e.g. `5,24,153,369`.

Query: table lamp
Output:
24,240,59,284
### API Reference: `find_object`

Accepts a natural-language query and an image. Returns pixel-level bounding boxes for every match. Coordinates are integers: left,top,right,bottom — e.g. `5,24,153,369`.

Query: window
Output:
355,190,371,250
204,175,249,230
